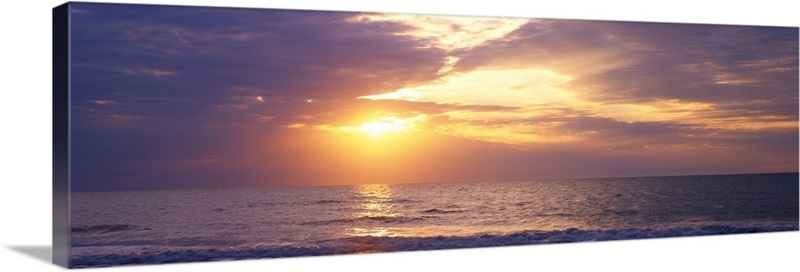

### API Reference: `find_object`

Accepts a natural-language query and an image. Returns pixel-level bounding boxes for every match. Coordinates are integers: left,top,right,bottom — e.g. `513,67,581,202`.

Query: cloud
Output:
123,68,176,76
365,19,797,143
67,3,798,191
69,4,450,126
457,19,798,106
360,68,573,107
350,13,529,52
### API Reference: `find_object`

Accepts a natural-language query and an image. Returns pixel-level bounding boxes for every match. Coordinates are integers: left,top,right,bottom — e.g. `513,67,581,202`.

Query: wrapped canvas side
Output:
53,2,71,268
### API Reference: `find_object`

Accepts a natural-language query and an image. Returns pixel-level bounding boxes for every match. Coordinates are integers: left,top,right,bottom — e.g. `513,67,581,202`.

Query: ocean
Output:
69,173,799,267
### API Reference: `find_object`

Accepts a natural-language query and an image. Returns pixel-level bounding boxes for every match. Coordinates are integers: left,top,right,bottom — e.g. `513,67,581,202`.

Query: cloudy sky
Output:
68,3,798,191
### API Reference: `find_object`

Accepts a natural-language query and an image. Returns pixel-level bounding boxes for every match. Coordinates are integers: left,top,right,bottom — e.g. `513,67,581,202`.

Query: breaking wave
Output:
70,224,798,268
71,224,150,233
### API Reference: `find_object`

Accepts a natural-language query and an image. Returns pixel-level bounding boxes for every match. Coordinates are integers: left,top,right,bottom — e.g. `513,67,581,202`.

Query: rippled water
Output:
70,173,799,267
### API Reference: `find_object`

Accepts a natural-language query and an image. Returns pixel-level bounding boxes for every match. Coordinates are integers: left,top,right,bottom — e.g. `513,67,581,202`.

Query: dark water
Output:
70,173,798,267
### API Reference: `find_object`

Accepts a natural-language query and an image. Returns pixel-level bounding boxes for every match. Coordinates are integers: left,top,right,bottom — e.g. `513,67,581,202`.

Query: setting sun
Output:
357,115,427,136
360,120,404,136
315,115,428,136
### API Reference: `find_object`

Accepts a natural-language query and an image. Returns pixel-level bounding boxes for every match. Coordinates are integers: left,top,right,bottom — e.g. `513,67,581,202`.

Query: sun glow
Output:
332,115,427,136
359,120,405,136
357,115,427,136
302,114,427,137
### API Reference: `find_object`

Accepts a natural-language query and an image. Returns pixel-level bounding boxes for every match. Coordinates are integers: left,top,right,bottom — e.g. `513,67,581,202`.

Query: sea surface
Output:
70,173,799,267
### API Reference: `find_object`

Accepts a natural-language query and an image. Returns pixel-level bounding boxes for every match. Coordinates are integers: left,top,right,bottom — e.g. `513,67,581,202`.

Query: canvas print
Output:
53,2,799,268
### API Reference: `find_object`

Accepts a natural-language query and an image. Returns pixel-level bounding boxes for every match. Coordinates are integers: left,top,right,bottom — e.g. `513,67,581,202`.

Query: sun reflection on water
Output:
348,227,396,237
346,184,401,237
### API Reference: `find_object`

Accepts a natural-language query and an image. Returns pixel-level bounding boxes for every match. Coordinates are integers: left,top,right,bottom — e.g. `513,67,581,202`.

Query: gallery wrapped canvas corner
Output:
53,1,799,268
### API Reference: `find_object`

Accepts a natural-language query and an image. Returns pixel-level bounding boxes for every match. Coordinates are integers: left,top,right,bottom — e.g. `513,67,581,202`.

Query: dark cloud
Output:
70,3,446,123
455,19,798,112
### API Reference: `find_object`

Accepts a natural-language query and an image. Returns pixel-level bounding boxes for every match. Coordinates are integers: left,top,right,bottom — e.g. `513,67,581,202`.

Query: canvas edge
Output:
53,2,71,268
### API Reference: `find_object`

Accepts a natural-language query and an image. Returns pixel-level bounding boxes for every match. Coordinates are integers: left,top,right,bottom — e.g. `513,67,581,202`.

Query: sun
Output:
358,119,407,136
316,114,427,136
350,115,427,136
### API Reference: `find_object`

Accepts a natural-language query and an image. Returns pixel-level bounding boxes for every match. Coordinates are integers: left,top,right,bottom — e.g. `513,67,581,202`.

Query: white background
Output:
1,0,798,271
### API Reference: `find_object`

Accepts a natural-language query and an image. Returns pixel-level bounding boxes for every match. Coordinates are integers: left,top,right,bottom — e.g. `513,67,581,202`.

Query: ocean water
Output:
70,173,799,267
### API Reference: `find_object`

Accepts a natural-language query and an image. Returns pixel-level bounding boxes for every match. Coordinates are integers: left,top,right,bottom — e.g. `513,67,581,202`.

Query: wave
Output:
70,224,798,268
301,215,424,226
312,198,419,205
72,224,150,233
315,199,348,204
421,208,466,214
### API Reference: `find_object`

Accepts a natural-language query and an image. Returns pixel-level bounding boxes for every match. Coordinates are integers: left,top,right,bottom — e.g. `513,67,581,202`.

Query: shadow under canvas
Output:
7,246,52,264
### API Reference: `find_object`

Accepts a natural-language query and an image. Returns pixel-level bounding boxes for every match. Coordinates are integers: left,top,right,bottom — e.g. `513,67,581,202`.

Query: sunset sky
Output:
69,3,798,191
